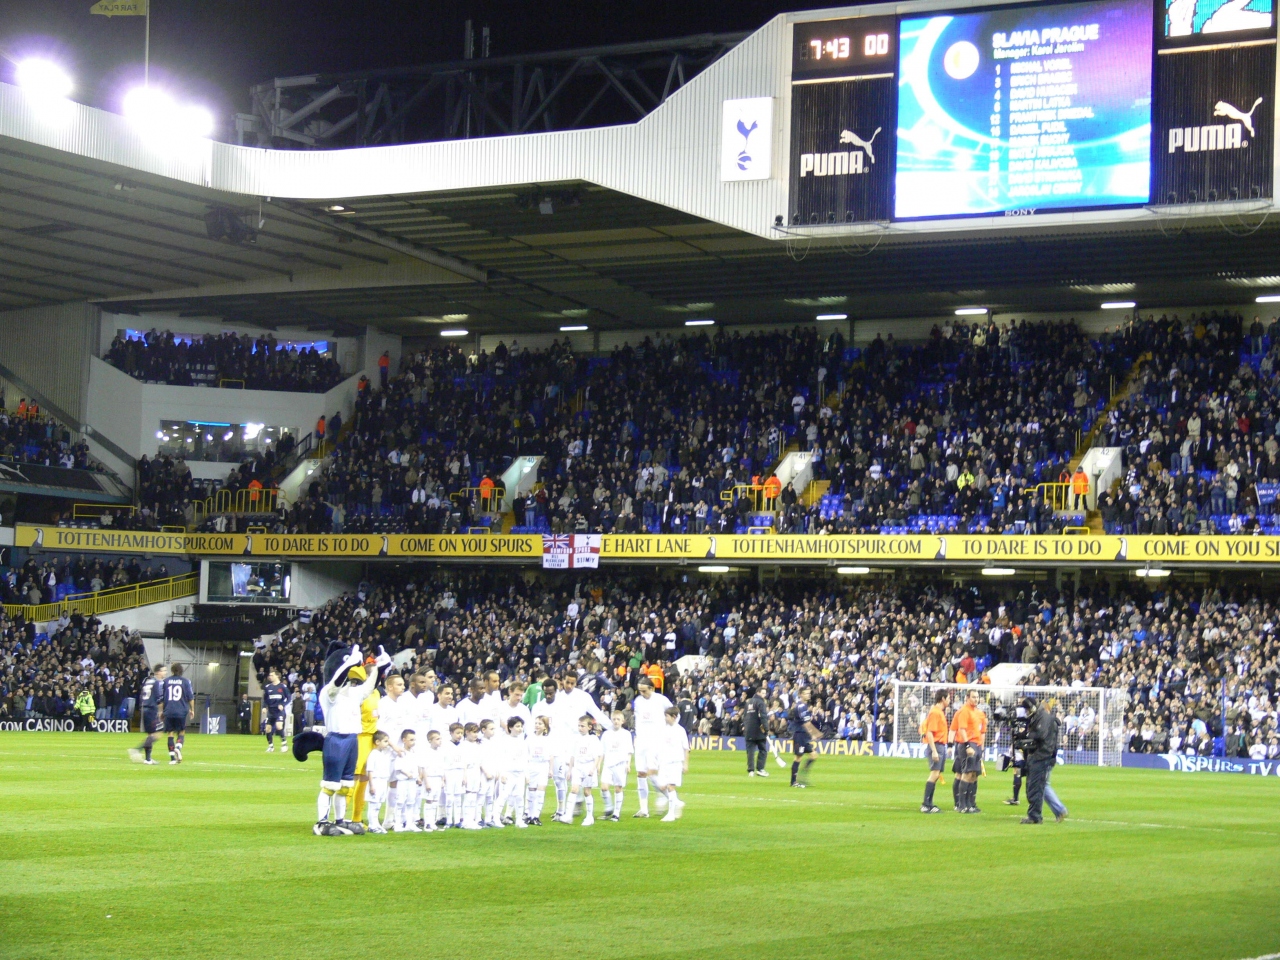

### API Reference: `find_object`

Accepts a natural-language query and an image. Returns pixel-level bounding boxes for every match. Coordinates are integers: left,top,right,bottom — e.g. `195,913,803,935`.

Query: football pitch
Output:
1,734,1277,960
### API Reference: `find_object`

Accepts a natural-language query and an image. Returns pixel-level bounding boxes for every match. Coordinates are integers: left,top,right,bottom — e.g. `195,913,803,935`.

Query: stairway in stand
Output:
802,479,830,507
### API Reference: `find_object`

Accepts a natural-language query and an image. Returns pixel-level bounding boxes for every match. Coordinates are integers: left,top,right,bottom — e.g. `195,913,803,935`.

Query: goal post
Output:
891,680,1129,767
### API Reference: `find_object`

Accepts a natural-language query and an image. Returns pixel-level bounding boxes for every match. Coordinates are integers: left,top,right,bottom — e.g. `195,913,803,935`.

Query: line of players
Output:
314,665,691,835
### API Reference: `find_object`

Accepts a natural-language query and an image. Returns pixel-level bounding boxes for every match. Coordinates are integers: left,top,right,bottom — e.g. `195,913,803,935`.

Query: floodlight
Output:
15,59,73,100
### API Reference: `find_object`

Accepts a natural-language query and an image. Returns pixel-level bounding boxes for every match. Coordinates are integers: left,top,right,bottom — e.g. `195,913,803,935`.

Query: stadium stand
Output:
0,554,180,607
104,330,344,393
1095,312,1280,534
251,569,1279,756
266,319,1144,537
0,613,150,725
0,401,101,473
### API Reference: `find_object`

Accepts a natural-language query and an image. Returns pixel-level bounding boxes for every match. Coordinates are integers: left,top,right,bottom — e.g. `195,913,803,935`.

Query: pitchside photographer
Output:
996,703,1029,806
1019,697,1060,825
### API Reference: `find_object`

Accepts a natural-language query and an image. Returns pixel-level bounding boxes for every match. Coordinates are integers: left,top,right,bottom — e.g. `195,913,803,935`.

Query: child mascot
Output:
294,641,392,835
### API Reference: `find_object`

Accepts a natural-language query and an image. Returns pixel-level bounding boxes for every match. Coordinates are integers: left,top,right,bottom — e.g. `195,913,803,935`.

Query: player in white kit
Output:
561,715,603,826
478,719,502,827
497,717,529,827
531,680,572,819
656,706,690,822
631,677,673,817
363,730,393,833
442,723,466,828
430,685,459,735
524,716,554,825
600,711,634,820
378,674,410,746
418,729,445,831
460,722,484,829
496,682,533,739
389,729,422,830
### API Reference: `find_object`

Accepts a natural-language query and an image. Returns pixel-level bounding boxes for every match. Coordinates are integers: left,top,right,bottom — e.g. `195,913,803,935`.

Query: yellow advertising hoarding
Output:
15,525,1280,565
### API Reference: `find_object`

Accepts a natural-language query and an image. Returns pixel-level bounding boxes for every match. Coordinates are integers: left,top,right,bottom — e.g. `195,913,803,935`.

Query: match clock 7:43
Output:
792,16,899,79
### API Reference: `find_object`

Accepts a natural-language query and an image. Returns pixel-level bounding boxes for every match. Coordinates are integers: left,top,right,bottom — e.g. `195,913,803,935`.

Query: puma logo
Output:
1214,97,1263,137
839,127,882,164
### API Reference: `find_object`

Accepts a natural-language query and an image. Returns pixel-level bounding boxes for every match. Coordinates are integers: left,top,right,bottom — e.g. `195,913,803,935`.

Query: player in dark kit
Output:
262,671,290,753
161,664,194,764
129,664,167,765
788,687,823,788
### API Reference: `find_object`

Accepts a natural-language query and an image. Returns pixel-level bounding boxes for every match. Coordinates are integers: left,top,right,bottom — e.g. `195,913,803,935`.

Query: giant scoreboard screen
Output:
896,0,1152,217
786,0,1276,224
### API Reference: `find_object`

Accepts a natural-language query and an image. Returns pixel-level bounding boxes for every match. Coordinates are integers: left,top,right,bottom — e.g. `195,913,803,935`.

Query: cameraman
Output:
1020,697,1059,825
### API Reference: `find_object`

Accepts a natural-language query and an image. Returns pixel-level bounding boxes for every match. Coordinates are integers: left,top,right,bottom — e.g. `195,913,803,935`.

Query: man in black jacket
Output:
1020,697,1060,824
237,694,252,735
743,687,770,777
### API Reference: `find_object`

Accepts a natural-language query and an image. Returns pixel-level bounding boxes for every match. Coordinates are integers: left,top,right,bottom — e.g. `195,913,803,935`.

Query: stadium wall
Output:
286,560,363,609
0,301,97,427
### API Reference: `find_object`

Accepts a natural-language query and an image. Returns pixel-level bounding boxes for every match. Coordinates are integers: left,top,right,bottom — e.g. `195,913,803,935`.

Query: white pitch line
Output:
1235,953,1280,960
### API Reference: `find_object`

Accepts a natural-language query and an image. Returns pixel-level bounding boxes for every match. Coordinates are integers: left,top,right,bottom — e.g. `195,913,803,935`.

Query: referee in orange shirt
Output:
919,690,950,813
954,689,988,813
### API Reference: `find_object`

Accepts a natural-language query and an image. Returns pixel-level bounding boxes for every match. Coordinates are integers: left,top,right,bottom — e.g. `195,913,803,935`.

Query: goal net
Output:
890,680,1129,767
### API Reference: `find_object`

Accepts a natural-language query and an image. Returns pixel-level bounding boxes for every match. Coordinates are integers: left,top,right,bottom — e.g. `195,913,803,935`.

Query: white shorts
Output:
463,765,482,791
570,769,598,790
368,777,388,802
423,775,443,799
603,762,629,788
634,740,659,773
444,770,465,795
656,762,683,788
551,758,569,781
526,769,548,791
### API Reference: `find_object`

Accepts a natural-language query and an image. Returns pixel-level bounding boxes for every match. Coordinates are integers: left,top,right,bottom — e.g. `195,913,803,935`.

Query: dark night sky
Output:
0,0,815,137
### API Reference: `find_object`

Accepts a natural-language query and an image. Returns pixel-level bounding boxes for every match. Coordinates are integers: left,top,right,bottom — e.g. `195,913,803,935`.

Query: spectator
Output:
104,330,343,393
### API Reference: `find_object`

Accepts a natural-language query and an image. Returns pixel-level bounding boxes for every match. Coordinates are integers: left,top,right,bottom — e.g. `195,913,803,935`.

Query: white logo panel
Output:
720,97,774,181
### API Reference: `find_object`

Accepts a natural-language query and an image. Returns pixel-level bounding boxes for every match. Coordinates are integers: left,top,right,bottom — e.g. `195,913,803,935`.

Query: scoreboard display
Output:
895,0,1153,218
786,0,1276,224
792,16,899,79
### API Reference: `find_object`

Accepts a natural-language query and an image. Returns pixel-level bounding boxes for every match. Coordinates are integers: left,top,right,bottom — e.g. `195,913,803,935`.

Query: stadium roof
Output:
3,7,1280,336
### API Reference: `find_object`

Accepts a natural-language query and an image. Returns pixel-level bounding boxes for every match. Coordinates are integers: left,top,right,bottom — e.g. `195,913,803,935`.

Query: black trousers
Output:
1025,757,1055,822
746,737,768,772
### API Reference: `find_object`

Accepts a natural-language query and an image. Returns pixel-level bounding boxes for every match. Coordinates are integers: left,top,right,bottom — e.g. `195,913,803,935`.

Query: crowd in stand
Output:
105,330,344,393
253,569,1279,759
100,431,304,531
1096,312,1280,534
0,611,150,725
0,395,98,473
103,310,1280,538
0,554,177,606
267,320,1141,538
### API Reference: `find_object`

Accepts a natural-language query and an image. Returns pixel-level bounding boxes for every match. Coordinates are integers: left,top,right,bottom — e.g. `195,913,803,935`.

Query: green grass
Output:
1,734,1278,960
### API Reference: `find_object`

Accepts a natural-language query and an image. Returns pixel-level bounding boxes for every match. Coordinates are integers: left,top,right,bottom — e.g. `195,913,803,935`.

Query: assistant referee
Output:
953,689,987,813
919,690,950,813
